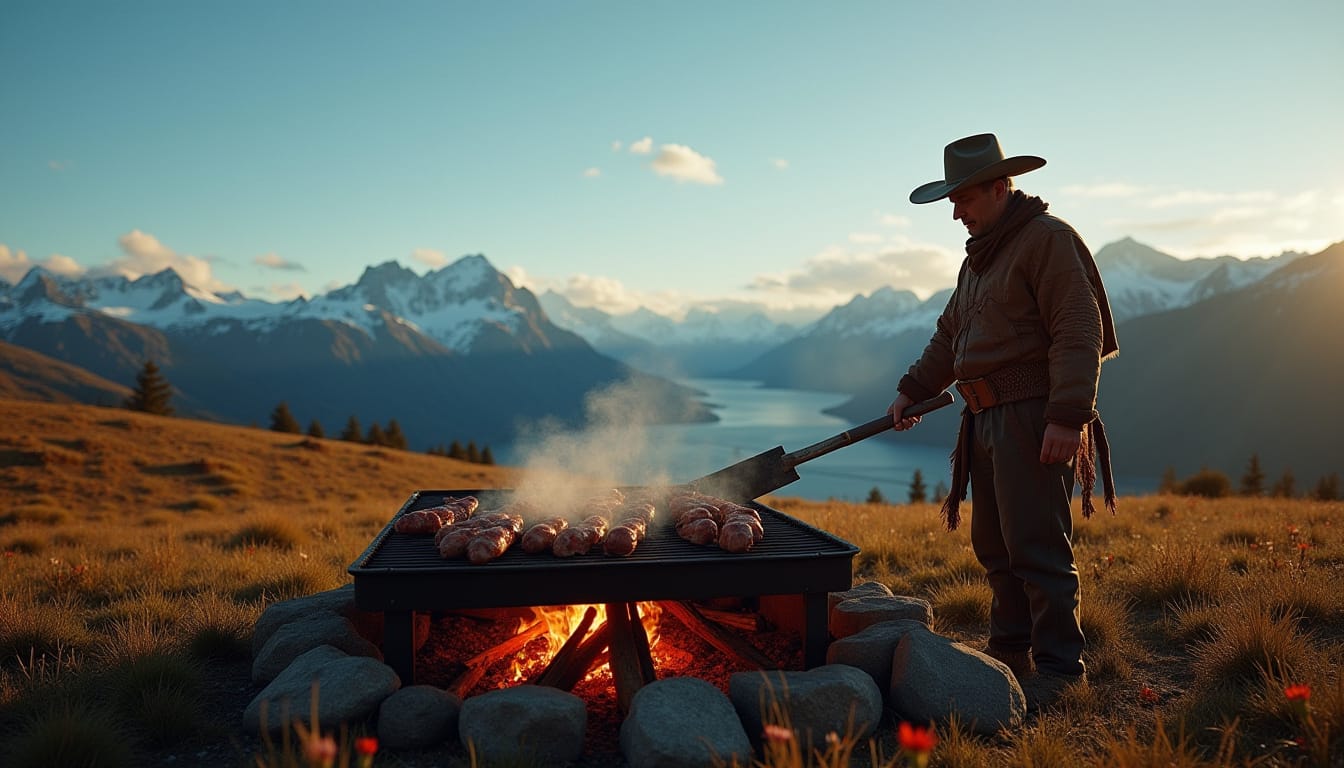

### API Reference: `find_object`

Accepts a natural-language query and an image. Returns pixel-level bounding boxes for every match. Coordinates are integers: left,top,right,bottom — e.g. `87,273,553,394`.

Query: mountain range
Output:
2,236,1338,489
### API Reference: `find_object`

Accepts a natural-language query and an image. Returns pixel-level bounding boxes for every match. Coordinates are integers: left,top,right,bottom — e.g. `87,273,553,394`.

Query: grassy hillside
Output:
1,398,1342,767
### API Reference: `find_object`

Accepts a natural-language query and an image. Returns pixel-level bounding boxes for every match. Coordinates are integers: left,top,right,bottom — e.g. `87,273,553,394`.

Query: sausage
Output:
553,515,608,557
393,509,443,535
679,517,719,546
718,520,756,553
521,517,568,554
466,525,517,564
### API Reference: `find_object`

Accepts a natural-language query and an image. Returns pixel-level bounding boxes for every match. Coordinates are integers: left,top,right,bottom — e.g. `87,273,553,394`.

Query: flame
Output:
506,602,664,684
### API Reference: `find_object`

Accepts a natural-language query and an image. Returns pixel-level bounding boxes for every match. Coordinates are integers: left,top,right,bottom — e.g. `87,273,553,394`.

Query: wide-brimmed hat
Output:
909,133,1045,204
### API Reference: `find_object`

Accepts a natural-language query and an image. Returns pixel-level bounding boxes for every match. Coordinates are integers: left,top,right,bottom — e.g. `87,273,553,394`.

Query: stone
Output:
888,630,1025,735
377,685,461,749
252,585,358,656
252,613,382,685
244,645,400,735
620,677,753,768
824,619,927,695
829,594,933,639
827,580,894,614
458,685,586,765
730,664,883,750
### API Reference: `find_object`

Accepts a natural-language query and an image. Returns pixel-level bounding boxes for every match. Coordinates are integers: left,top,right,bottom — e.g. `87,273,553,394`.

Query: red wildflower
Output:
1139,686,1160,704
354,736,378,755
898,721,938,753
1285,684,1311,702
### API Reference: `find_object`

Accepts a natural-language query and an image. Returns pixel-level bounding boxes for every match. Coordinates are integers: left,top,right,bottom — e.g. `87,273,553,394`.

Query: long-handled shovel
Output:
686,391,955,501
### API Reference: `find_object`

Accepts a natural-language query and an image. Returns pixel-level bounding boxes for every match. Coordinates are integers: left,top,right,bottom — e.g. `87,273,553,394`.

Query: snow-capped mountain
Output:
537,291,798,377
1094,237,1300,322
0,255,711,448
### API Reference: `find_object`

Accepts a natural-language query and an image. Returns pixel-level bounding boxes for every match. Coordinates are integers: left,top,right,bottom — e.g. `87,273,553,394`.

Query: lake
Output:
498,377,1156,502
501,378,956,503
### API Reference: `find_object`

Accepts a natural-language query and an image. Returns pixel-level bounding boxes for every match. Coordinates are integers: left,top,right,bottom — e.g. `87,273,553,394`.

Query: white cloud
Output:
771,158,789,170
1062,182,1145,199
848,233,883,244
0,244,86,283
411,248,449,269
265,282,308,300
87,230,233,294
509,266,688,317
747,241,961,301
253,252,305,271
650,144,724,185
582,167,601,178
629,137,653,155
610,140,623,152
879,213,911,228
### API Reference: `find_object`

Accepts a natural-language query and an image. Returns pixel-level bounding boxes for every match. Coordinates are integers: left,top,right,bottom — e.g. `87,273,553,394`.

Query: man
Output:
887,133,1118,709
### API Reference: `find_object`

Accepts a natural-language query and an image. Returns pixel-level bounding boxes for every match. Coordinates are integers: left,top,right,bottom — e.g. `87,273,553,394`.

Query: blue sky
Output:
3,1,1341,321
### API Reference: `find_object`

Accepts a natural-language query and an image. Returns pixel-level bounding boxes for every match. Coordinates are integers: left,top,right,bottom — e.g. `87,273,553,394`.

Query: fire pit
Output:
347,489,859,685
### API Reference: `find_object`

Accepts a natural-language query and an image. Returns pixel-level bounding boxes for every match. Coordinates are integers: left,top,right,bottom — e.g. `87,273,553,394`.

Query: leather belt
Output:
954,362,1051,414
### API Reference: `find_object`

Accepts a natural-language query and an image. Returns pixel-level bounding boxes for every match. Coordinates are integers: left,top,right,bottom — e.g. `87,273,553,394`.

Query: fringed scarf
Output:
938,191,1119,531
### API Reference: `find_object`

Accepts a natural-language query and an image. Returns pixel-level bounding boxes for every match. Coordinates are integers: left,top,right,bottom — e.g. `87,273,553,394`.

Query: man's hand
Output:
887,393,922,431
1041,423,1081,464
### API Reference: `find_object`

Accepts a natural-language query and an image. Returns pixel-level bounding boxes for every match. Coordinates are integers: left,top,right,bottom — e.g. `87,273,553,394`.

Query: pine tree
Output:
1239,454,1265,496
1159,466,1179,494
270,402,301,433
933,481,948,502
908,469,928,504
448,440,466,461
366,423,387,446
384,419,408,451
340,415,362,442
1272,469,1296,498
125,360,174,416
466,441,481,463
1315,473,1340,501
866,487,886,504
306,420,325,438
480,445,495,465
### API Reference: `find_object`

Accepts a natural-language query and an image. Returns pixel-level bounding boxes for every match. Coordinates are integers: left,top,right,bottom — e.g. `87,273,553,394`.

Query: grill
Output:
348,489,859,684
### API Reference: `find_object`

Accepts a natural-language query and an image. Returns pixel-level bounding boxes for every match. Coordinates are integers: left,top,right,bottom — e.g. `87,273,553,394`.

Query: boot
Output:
982,644,1034,680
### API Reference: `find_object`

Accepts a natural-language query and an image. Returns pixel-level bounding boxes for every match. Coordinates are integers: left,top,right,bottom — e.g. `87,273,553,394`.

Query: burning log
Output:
605,602,653,714
695,605,768,632
448,619,547,697
628,603,656,685
535,615,613,691
660,600,774,670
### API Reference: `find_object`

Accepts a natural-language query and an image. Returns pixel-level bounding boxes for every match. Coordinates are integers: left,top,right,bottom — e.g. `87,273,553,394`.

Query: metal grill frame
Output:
348,489,859,684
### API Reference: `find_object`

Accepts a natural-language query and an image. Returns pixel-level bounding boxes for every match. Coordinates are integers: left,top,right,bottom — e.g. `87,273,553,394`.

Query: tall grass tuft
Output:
103,652,203,746
1079,590,1137,682
180,592,256,661
928,577,990,632
4,703,135,768
1120,541,1227,610
228,517,304,551
1097,714,1242,768
1190,606,1316,690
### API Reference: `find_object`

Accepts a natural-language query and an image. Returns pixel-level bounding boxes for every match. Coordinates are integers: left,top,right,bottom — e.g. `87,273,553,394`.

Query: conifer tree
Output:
270,402,301,433
366,423,387,446
448,440,466,461
866,486,886,504
1239,454,1265,496
340,415,363,442
1159,466,1179,494
1315,473,1340,501
908,469,928,504
306,420,325,439
480,445,495,465
125,360,174,416
384,419,408,451
466,441,481,463
1272,469,1296,498
933,481,948,502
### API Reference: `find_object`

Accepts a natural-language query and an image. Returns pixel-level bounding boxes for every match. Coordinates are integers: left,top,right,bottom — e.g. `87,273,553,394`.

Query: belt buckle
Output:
956,378,994,414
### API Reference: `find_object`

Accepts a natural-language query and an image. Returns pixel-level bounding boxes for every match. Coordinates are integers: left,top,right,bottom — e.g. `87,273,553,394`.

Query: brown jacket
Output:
898,214,1107,429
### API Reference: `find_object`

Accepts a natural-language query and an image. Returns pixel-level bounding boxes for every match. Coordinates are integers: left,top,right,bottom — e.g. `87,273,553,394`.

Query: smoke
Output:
509,377,689,518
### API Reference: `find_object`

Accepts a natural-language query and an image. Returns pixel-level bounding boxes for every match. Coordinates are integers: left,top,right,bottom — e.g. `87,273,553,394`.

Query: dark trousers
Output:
967,397,1086,677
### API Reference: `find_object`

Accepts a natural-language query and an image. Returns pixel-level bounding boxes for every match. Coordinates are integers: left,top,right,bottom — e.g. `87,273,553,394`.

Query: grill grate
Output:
347,489,859,681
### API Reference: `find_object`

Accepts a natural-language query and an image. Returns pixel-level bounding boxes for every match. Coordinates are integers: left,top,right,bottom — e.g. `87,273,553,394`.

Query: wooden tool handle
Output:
783,390,954,468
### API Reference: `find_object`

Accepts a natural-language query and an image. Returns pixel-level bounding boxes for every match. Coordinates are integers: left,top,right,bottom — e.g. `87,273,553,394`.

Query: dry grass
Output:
1,398,1342,766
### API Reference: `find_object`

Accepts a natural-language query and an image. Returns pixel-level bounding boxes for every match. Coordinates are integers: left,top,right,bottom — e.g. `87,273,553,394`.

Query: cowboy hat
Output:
909,133,1045,204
